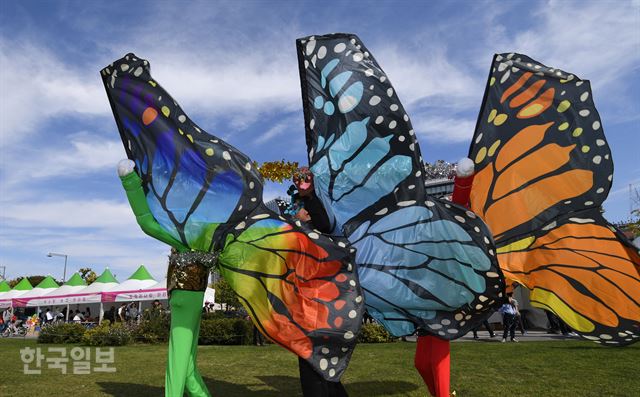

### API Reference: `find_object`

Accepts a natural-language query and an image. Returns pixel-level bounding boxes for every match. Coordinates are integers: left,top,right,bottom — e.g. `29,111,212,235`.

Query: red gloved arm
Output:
451,157,475,208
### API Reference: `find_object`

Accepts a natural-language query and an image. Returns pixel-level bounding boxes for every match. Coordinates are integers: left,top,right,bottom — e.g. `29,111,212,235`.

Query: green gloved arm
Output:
118,160,209,397
119,168,189,252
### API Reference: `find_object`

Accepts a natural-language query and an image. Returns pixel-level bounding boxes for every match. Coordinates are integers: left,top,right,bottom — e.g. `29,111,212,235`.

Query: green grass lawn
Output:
0,338,637,396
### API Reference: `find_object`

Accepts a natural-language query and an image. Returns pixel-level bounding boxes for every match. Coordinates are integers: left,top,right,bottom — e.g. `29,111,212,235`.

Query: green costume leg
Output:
166,290,211,397
184,300,209,396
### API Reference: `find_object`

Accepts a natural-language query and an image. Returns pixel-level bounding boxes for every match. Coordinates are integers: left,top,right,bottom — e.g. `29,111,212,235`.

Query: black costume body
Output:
298,191,348,397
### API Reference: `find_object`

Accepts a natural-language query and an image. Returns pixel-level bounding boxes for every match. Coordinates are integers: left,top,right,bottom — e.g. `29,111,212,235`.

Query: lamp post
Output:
47,253,68,283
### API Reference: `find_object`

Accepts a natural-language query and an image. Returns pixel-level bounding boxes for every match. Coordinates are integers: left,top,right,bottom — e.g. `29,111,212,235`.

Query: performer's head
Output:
293,166,313,196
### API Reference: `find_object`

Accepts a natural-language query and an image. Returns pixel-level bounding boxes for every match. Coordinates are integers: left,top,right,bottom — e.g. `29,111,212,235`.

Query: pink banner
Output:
101,288,167,302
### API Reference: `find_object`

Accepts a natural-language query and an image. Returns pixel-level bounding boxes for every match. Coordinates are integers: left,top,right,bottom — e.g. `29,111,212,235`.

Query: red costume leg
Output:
415,336,450,397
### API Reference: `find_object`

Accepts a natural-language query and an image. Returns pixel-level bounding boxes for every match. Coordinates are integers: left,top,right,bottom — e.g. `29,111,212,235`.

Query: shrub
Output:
82,320,133,346
134,308,170,343
198,318,252,345
357,322,396,343
38,322,86,344
201,311,227,320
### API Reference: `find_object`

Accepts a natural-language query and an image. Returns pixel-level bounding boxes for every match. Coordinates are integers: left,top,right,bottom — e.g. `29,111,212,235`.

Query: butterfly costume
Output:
467,53,640,346
296,33,505,339
101,54,364,397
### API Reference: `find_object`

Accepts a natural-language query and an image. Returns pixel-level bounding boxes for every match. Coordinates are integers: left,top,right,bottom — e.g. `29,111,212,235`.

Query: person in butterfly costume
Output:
100,54,364,397
296,33,506,397
465,53,640,346
288,170,349,397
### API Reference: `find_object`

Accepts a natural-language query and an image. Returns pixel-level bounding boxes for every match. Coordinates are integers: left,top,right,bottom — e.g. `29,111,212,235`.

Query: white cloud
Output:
2,133,124,187
0,37,304,160
374,44,482,107
0,40,108,149
400,0,640,146
0,199,170,280
147,53,301,118
36,135,123,178
411,115,478,143
254,114,300,145
490,1,640,96
1,199,134,229
2,1,638,153
0,231,170,282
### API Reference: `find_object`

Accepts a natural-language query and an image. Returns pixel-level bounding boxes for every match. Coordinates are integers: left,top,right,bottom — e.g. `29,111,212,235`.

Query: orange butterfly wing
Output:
469,53,640,345
497,210,640,344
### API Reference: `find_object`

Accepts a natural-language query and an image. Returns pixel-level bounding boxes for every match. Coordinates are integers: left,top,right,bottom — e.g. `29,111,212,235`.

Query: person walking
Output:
117,303,127,322
44,308,53,324
499,294,518,343
471,319,495,339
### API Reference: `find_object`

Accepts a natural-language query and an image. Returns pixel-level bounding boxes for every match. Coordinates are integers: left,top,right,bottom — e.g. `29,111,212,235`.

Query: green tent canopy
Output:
95,268,119,284
128,265,155,281
34,276,59,289
64,273,87,287
12,278,34,291
0,280,10,292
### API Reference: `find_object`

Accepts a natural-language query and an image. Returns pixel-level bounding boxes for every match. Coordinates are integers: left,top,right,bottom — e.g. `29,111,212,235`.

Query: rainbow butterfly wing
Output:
219,205,363,379
298,33,505,338
101,54,263,251
101,54,364,377
469,53,640,345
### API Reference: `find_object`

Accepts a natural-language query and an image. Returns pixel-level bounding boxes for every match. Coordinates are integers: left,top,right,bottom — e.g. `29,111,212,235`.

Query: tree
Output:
78,268,98,285
212,277,240,312
628,209,640,238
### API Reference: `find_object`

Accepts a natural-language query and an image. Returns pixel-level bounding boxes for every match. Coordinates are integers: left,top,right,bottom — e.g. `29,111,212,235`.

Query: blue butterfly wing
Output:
101,54,264,251
297,34,505,337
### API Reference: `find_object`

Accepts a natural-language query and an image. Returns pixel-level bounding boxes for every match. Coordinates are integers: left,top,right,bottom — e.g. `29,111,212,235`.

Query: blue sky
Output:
1,0,638,281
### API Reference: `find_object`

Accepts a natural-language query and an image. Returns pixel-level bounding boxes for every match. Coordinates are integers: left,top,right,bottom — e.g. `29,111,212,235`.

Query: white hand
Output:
456,157,474,177
117,159,136,177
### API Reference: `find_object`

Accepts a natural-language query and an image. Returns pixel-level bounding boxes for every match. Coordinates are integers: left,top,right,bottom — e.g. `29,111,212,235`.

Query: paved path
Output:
404,330,579,343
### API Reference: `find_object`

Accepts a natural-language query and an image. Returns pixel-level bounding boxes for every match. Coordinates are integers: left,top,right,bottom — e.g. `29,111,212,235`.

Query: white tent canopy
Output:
0,290,31,309
102,265,158,303
79,269,119,295
0,290,10,308
13,276,60,307
142,279,169,301
62,268,121,307
2,266,216,319
104,277,214,305
0,278,33,309
28,273,89,308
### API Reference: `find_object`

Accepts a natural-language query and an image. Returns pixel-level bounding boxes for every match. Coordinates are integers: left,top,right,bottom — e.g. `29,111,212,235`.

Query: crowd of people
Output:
0,299,168,335
102,300,165,324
